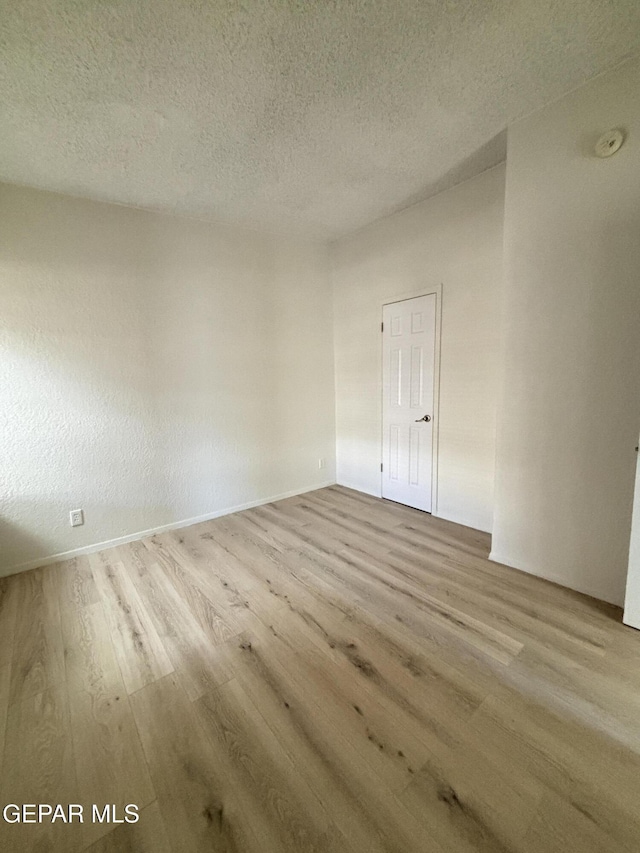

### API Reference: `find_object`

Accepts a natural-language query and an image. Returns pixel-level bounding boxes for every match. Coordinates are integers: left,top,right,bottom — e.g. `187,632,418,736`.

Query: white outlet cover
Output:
70,509,84,527
595,128,624,158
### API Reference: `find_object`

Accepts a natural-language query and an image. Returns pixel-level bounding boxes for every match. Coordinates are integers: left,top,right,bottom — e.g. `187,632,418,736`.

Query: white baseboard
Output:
335,480,381,498
1,480,337,579
489,550,622,607
432,510,492,535
337,485,492,536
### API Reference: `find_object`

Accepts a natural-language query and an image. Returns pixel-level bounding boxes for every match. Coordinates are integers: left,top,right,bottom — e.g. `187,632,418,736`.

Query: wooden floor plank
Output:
399,738,544,852
81,801,172,853
0,575,18,669
69,682,156,850
195,677,350,853
57,556,101,614
60,597,155,848
521,791,625,853
0,686,80,852
124,556,239,700
0,663,10,763
89,555,174,694
129,672,263,853
61,600,122,696
9,566,65,704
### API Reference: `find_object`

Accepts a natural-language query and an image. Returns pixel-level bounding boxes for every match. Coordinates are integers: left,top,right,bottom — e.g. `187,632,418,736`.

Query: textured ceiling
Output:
1,1,640,239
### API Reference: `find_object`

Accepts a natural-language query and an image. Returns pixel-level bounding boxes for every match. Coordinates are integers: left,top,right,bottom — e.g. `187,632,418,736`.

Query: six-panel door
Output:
382,294,436,512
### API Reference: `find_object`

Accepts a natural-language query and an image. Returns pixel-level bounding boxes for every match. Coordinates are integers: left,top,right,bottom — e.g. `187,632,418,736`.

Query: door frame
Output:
623,433,640,629
380,284,443,514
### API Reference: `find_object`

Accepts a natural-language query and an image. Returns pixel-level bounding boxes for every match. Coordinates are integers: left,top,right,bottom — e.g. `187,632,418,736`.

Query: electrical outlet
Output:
69,509,84,527
318,458,326,470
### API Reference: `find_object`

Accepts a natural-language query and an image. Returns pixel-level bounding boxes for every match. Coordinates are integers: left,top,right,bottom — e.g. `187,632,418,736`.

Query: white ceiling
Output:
1,1,639,240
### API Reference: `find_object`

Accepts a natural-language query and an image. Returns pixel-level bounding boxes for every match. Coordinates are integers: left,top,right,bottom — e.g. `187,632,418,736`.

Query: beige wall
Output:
0,184,336,575
331,165,505,533
492,57,640,605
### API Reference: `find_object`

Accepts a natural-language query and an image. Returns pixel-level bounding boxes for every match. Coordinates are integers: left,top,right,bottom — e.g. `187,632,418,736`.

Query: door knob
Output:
415,415,431,422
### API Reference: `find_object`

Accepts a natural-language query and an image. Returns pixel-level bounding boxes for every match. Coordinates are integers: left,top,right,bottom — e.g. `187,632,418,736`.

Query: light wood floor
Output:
2,486,640,852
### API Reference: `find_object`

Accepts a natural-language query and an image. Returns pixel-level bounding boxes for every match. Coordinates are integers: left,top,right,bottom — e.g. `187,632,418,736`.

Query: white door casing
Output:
382,294,436,512
623,437,640,629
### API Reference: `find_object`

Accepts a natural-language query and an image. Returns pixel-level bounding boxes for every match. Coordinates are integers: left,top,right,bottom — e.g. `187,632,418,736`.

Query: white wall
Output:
331,166,505,533
492,57,640,606
0,183,336,575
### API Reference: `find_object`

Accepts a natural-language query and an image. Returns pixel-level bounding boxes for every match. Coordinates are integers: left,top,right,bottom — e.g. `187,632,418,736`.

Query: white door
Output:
623,438,640,629
382,294,436,512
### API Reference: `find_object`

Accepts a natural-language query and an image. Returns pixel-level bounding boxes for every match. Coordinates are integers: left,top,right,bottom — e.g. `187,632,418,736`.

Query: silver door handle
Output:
415,415,431,422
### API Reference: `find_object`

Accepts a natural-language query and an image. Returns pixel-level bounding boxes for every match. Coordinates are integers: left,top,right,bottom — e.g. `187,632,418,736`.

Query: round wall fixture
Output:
595,128,625,158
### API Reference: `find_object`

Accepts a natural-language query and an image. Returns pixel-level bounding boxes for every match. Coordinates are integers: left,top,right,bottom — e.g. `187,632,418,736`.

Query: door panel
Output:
382,294,436,512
